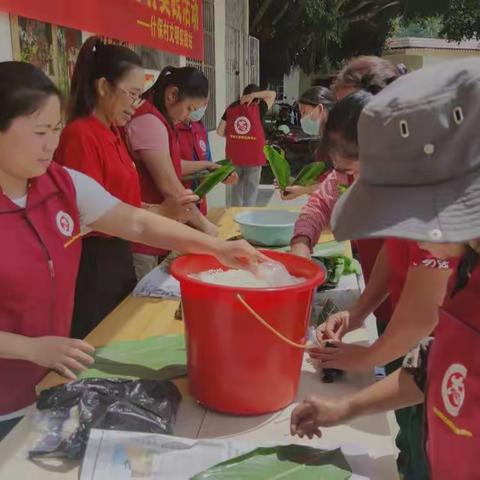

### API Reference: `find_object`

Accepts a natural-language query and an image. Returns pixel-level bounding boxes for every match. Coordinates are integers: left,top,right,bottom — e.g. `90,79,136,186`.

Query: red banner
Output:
0,0,204,60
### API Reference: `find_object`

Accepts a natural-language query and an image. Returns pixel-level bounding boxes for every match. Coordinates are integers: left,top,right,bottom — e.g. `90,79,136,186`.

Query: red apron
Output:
177,121,209,214
130,101,182,256
225,103,266,166
426,271,480,479
0,164,82,414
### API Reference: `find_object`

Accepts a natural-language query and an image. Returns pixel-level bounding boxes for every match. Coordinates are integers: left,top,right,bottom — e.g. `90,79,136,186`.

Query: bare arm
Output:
0,331,94,379
137,150,217,234
90,202,263,268
216,119,226,137
291,368,424,439
347,244,391,331
252,90,277,110
367,265,451,367
181,160,216,175
0,332,36,361
137,149,185,198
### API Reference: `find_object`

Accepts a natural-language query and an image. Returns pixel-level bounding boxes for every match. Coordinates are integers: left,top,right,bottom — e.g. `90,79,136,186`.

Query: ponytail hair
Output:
68,36,142,122
298,86,335,111
332,56,400,97
146,66,208,124
451,244,480,297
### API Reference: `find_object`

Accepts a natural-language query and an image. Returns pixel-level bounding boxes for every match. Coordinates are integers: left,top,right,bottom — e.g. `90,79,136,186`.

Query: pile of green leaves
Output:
264,145,328,191
319,255,361,290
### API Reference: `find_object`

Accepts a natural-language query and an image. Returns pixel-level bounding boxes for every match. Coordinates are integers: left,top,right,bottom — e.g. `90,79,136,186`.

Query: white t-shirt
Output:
1,168,119,422
10,167,119,232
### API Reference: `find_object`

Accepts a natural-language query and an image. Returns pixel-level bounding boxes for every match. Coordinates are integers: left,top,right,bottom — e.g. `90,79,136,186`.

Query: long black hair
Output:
0,61,61,132
451,245,480,297
298,86,335,111
324,90,373,151
68,36,142,122
146,66,208,125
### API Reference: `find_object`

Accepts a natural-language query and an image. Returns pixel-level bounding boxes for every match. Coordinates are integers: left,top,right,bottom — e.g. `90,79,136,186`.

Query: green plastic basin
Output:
234,210,299,247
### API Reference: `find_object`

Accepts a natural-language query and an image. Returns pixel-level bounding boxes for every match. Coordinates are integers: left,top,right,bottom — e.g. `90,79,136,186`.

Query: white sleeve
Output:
64,167,120,232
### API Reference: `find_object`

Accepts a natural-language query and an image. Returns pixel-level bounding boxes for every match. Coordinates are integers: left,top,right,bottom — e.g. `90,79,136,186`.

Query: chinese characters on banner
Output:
0,0,204,60
136,0,200,53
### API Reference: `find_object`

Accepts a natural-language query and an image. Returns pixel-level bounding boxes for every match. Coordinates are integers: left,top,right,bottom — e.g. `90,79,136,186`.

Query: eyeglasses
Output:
117,86,142,108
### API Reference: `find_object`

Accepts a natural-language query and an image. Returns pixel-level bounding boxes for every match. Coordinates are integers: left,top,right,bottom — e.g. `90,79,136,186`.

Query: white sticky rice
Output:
191,262,304,288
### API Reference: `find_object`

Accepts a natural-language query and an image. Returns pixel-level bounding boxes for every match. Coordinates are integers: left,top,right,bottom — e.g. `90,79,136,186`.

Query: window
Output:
187,0,216,130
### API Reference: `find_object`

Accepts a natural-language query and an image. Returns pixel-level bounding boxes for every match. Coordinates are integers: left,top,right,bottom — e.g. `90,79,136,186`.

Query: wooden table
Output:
0,207,397,479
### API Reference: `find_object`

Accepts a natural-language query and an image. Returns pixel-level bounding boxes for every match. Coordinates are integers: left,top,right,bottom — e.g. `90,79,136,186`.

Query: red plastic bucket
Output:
171,250,325,415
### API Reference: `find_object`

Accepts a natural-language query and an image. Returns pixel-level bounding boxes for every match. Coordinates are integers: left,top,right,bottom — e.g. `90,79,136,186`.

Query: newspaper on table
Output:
81,429,375,480
133,264,181,299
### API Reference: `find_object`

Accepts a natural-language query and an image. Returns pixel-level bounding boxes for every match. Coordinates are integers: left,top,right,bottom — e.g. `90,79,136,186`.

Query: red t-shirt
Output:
55,115,141,208
385,238,456,309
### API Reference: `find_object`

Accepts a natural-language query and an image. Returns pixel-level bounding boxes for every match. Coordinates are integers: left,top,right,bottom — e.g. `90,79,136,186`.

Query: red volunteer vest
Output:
225,103,266,166
426,268,480,479
0,164,82,415
177,121,210,163
177,121,209,214
130,101,182,256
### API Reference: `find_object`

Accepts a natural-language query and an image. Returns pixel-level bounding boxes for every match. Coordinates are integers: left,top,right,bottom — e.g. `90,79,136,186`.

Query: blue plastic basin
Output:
234,210,299,247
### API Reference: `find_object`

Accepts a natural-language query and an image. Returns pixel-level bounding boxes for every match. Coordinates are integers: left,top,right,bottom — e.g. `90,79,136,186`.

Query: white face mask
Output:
300,112,321,136
189,105,207,122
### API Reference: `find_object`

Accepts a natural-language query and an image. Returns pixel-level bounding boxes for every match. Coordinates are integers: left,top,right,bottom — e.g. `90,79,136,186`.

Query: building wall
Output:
283,67,316,104
383,49,480,72
206,0,228,207
0,13,12,62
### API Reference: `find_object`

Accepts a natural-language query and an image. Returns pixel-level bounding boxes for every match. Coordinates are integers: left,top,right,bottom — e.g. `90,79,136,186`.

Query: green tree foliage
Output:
250,0,480,84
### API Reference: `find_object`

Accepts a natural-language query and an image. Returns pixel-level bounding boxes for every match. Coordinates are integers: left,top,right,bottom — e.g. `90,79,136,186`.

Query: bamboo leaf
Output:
194,165,236,198
78,335,187,381
292,162,328,186
192,445,352,479
264,145,291,190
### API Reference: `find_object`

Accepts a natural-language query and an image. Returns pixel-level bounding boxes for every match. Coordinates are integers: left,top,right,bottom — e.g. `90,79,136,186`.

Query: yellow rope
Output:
433,406,473,438
64,233,83,249
236,294,308,350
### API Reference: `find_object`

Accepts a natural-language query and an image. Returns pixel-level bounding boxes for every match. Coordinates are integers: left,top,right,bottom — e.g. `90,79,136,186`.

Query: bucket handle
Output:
237,294,308,350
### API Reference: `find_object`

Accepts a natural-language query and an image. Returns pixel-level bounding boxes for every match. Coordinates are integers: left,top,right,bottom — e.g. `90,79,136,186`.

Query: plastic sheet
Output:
28,379,181,460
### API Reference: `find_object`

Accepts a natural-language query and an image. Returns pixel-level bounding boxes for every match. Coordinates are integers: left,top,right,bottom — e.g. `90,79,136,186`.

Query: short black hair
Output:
0,61,61,132
325,90,372,146
298,86,335,111
243,83,261,95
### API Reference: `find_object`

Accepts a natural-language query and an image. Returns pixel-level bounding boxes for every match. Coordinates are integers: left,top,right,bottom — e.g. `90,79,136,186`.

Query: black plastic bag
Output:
29,378,181,460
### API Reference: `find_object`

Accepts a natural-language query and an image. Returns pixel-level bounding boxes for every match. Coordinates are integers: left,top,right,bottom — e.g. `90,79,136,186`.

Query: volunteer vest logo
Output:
441,363,467,417
55,211,74,237
199,139,207,153
234,116,251,135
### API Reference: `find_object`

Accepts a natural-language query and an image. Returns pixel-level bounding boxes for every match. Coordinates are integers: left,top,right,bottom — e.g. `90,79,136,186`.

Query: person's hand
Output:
205,162,221,171
222,171,239,185
308,341,372,372
213,239,269,271
240,93,256,105
27,336,95,381
196,215,219,237
290,395,351,439
290,240,311,260
316,311,350,342
280,185,311,200
155,190,199,221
